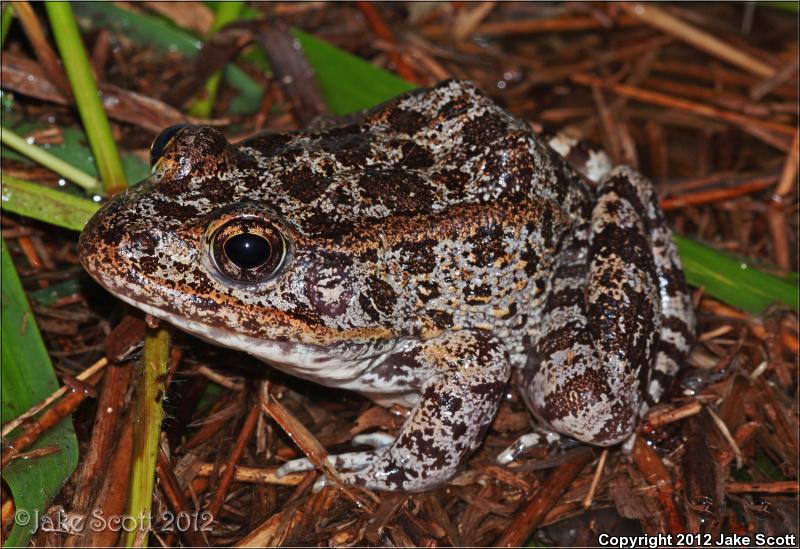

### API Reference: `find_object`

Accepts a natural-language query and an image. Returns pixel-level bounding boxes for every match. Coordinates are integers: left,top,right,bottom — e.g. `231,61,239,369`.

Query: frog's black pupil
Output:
224,233,272,270
150,124,190,166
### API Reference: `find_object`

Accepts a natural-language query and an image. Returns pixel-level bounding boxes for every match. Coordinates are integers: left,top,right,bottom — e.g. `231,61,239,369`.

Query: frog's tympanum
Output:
79,80,695,492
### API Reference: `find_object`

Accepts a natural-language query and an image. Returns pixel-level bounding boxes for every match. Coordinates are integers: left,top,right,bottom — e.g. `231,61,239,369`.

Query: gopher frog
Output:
79,80,695,492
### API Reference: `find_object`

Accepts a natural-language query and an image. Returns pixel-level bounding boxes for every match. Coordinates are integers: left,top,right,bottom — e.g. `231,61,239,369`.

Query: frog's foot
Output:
496,429,564,465
282,331,510,492
276,432,396,477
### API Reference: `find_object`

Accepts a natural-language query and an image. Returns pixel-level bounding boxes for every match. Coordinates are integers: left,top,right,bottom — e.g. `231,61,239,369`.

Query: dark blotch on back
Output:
400,142,435,169
387,108,427,135
240,132,294,155
357,167,434,213
461,112,509,147
282,166,330,203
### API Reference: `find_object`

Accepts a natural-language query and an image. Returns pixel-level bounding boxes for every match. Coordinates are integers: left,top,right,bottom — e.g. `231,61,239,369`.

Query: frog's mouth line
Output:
109,291,375,385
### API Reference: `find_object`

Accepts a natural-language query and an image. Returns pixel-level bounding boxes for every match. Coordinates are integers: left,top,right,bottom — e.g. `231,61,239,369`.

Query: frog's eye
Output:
150,124,191,167
210,218,287,283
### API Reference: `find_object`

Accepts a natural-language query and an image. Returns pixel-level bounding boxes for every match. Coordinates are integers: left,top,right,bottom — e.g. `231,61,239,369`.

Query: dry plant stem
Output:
69,363,132,513
451,1,496,43
632,437,684,534
727,481,799,494
775,129,800,198
258,384,376,510
1,370,104,468
494,447,594,547
646,401,703,428
12,1,73,98
81,413,135,548
708,407,744,469
767,206,790,270
621,3,775,78
422,14,640,38
2,357,108,437
156,452,210,547
356,1,419,83
571,73,795,136
529,36,672,85
184,394,237,450
207,404,261,518
750,59,800,100
582,448,608,509
194,463,305,486
768,128,800,269
660,175,777,211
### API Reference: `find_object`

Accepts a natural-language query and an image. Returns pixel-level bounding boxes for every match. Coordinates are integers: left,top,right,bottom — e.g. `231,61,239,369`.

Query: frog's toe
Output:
497,430,563,465
276,457,315,477
277,450,375,478
352,432,395,449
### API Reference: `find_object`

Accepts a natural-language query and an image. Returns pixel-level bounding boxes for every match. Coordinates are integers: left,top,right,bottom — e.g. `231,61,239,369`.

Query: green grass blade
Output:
1,2,14,50
1,174,100,231
121,326,170,548
2,121,150,188
188,0,245,118
1,238,79,547
675,235,798,313
1,126,102,194
45,2,127,192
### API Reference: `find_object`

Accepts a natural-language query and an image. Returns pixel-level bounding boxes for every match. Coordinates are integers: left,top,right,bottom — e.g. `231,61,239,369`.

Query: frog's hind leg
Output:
609,167,696,405
517,167,674,454
278,330,510,492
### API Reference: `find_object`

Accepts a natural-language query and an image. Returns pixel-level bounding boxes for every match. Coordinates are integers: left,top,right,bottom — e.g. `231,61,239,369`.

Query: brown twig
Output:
750,58,800,100
2,357,108,437
726,481,799,494
494,447,594,547
356,1,419,83
258,383,376,510
660,177,777,210
632,437,684,534
422,13,641,38
12,1,73,98
645,401,703,428
207,403,261,518
620,3,775,78
571,73,796,137
156,451,210,547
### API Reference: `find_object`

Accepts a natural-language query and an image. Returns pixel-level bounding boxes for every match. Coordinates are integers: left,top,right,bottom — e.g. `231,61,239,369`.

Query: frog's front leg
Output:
278,330,510,492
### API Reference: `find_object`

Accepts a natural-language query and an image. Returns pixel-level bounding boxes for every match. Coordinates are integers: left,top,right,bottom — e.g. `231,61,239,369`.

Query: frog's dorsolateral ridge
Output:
79,80,695,491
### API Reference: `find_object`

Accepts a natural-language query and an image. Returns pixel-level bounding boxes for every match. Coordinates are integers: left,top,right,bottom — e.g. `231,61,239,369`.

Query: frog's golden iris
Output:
209,216,288,284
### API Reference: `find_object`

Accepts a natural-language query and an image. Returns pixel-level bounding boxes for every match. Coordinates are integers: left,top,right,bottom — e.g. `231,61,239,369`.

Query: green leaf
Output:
1,126,102,194
1,122,150,191
675,235,798,313
1,238,79,547
28,280,84,307
292,29,416,115
1,174,100,232
71,1,264,116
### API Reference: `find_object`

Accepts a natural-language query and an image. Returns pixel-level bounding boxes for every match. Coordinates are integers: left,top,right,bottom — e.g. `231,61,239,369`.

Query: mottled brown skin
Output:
79,80,694,491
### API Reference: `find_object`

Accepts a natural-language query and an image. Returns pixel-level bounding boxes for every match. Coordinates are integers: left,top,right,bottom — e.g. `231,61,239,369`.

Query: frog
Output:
78,79,695,492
